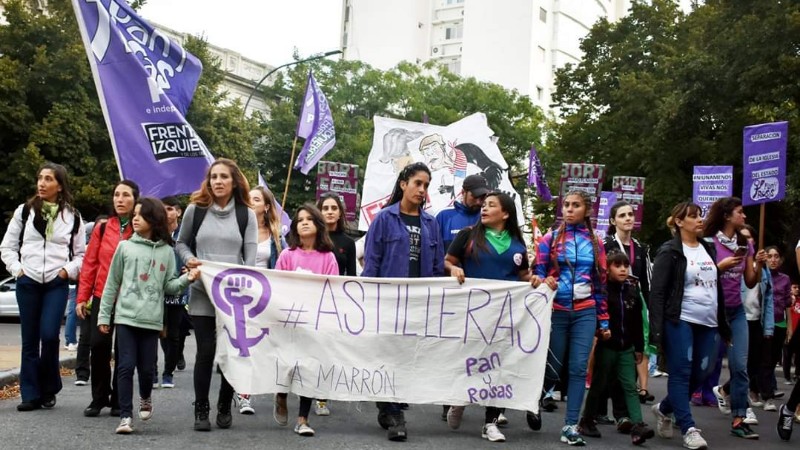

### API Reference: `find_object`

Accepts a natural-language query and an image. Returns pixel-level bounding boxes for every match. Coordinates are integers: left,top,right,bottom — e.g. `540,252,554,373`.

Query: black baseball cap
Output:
463,174,490,197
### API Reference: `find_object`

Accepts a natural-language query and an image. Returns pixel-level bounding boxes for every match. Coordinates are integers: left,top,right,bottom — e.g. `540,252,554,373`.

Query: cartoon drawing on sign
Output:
380,128,424,173
211,268,271,357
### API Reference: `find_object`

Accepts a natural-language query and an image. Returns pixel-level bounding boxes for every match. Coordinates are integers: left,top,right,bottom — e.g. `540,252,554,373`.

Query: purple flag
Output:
527,146,553,201
71,0,213,198
294,71,336,175
258,173,291,236
743,121,788,206
692,166,733,217
595,191,618,240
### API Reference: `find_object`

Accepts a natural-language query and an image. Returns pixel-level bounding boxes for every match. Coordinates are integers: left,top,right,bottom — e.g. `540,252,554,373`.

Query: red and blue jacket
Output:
535,223,609,328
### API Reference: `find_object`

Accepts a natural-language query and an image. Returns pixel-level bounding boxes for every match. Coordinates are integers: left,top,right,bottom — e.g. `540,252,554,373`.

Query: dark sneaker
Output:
578,417,601,438
561,424,586,446
630,422,655,445
777,404,794,441
83,403,103,417
216,399,233,429
542,396,558,412
526,411,542,431
110,407,121,417
595,415,615,425
387,413,407,441
41,394,56,408
177,356,186,371
616,417,634,434
17,401,41,412
441,404,449,421
194,401,211,432
731,421,759,439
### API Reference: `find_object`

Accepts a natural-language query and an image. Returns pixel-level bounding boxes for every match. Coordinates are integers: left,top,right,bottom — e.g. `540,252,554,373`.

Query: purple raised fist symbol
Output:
211,268,271,357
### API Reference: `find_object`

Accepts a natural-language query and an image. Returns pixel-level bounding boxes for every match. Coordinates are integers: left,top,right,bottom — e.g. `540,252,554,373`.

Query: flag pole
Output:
282,136,299,208
758,203,765,250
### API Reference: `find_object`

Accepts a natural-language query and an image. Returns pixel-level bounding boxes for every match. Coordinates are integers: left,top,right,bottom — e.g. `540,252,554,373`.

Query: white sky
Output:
139,0,343,66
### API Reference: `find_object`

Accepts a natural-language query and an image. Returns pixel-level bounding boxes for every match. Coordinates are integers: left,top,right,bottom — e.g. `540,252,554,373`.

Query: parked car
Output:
0,277,75,318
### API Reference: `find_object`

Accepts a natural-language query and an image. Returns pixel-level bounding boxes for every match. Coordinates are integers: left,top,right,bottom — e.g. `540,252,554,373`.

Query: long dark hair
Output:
110,180,140,218
286,204,334,252
27,162,74,219
384,162,431,208
606,200,632,237
317,192,348,233
702,196,746,245
136,197,174,245
665,201,702,236
550,190,602,277
190,158,251,208
251,186,283,254
468,192,524,260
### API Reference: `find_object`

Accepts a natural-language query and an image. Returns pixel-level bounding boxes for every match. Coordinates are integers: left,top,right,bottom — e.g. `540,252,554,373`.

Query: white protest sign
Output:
359,113,523,230
198,261,554,411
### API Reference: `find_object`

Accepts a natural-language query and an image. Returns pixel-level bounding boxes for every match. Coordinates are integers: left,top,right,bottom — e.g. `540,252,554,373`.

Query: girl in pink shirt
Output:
272,204,338,437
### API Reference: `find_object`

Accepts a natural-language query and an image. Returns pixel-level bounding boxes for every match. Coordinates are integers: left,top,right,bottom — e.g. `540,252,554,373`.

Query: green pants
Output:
583,346,642,422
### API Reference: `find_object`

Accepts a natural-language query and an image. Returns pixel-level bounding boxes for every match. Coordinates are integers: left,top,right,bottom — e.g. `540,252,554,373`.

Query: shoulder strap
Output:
68,209,81,260
18,204,30,253
235,202,249,256
189,206,209,255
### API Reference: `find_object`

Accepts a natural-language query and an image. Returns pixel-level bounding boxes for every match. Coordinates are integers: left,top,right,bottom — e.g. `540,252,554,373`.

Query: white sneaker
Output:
682,427,707,449
314,400,330,416
74,379,88,386
496,412,509,426
748,392,764,408
482,421,506,442
447,406,465,430
652,370,668,377
237,394,254,415
744,407,758,425
652,403,673,438
294,421,315,436
115,417,133,434
65,343,78,351
712,385,731,415
763,399,777,411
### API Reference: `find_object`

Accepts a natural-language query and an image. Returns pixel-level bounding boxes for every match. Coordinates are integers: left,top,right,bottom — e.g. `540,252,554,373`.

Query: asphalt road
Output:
0,322,794,449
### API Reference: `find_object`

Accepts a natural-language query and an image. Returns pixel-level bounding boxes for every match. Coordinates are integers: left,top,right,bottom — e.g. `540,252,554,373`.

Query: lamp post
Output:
242,49,342,116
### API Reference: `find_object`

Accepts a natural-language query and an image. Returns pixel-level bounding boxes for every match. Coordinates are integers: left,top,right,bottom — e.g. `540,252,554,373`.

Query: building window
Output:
536,86,544,101
445,23,463,40
446,0,464,4
446,59,461,74
539,7,547,23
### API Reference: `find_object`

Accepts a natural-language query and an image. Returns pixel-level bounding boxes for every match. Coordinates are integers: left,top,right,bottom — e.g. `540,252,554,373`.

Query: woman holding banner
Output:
531,189,609,446
76,179,139,417
704,197,766,439
443,191,532,442
177,159,258,432
649,201,730,449
362,161,444,442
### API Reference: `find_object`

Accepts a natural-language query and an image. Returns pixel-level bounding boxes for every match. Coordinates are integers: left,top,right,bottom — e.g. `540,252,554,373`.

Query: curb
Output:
0,356,77,389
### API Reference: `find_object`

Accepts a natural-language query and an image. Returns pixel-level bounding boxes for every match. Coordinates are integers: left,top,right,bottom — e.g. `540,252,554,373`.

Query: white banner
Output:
359,113,524,230
198,261,554,411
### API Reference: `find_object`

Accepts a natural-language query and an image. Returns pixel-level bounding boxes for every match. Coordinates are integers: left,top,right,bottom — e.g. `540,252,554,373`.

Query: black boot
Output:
194,400,211,431
216,387,233,429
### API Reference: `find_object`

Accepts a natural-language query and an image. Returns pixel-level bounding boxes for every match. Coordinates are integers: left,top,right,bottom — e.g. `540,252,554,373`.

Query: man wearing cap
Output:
435,173,490,259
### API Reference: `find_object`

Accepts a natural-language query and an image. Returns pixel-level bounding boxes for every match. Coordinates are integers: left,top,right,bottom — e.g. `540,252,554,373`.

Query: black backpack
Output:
187,203,249,256
18,204,82,260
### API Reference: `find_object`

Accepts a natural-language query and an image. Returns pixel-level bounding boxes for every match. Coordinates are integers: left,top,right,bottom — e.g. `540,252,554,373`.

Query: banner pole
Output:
758,203,766,250
282,136,299,208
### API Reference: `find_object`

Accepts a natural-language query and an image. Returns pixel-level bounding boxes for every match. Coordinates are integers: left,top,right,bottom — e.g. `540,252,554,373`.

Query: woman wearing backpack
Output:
176,158,258,431
75,180,140,417
0,162,86,411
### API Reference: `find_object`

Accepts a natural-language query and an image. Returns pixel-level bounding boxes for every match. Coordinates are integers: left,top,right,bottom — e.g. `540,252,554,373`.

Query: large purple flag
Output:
71,0,213,197
692,166,733,217
528,146,553,202
258,173,291,236
294,71,336,175
743,121,788,206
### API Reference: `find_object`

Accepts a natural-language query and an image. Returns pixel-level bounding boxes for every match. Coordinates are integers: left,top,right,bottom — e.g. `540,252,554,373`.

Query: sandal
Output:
638,389,654,404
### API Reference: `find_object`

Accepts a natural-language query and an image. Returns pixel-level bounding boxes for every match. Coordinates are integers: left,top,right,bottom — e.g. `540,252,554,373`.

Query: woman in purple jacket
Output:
362,162,444,442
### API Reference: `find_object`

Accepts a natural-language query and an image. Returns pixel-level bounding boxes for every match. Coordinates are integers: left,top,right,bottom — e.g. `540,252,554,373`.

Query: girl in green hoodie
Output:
97,197,200,434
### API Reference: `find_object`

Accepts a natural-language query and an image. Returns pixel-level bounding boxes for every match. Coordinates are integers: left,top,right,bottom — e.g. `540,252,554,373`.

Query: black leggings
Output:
277,393,312,419
192,316,234,405
788,381,800,412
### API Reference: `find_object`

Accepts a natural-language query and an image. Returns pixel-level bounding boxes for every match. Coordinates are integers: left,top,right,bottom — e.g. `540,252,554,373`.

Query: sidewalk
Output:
0,333,77,388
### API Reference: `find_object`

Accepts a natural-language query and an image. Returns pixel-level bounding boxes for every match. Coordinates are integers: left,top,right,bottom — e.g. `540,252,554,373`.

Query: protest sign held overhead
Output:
359,113,523,230
692,166,733,217
556,163,606,224
595,191,617,239
198,261,554,410
611,176,645,230
316,161,359,223
71,0,213,197
742,121,788,206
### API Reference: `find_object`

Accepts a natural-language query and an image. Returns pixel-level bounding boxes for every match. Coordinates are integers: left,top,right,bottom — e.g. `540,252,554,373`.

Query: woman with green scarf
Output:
443,191,534,443
0,162,85,411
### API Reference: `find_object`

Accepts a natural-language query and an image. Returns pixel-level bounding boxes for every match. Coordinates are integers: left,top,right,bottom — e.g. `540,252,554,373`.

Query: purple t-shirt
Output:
713,237,754,308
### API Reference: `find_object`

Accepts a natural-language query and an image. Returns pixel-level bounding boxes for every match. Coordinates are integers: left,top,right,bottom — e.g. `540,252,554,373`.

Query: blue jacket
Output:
436,202,480,251
362,202,444,278
740,266,775,337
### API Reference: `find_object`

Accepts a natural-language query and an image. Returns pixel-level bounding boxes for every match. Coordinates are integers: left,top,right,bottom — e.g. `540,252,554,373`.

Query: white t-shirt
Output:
680,243,719,327
742,284,761,321
254,237,273,268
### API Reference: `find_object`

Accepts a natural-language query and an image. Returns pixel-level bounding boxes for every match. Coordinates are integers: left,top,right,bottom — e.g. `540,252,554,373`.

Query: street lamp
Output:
242,49,342,116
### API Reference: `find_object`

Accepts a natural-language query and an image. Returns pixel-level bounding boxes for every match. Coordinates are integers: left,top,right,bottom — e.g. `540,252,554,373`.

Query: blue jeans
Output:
545,308,596,425
63,287,77,345
725,305,749,417
16,275,69,402
116,324,159,419
658,320,720,434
